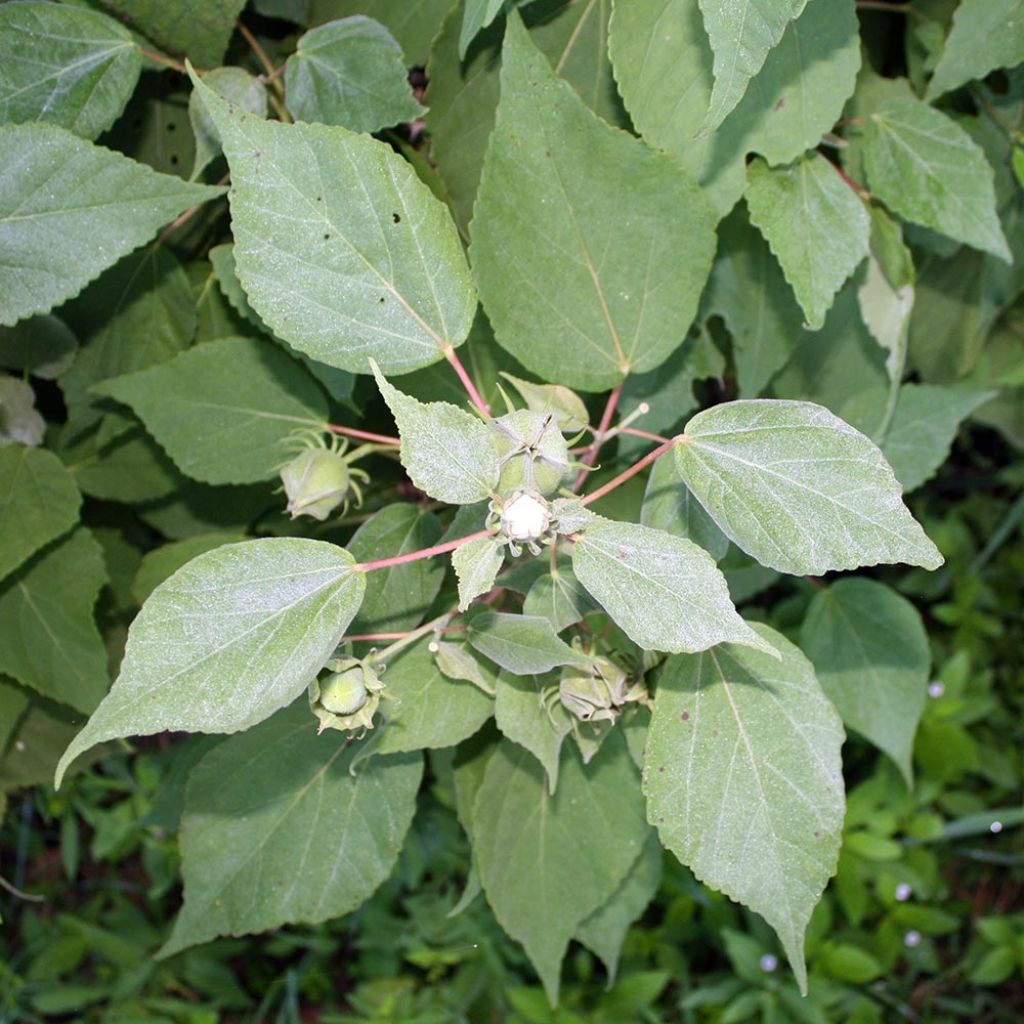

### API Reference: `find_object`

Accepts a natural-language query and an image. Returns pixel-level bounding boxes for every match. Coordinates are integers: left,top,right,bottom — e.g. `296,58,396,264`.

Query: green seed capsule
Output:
319,665,369,715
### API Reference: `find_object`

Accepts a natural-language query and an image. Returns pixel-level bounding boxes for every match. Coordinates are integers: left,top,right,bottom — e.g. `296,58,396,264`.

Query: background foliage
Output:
0,0,1022,1020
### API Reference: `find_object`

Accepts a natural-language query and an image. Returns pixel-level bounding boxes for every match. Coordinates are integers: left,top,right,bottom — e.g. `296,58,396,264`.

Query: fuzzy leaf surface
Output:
374,637,494,755
472,735,650,1002
697,0,811,131
97,337,328,485
841,384,993,493
189,71,475,375
863,92,1010,261
800,578,928,786
0,0,141,139
0,529,107,714
926,0,1024,100
644,623,845,992
675,400,943,575
285,16,424,132
470,12,716,391
468,612,587,676
96,0,246,66
493,670,572,793
55,539,365,786
373,368,499,503
571,517,771,655
0,445,80,584
0,123,222,327
641,453,728,561
347,504,445,633
745,153,869,329
452,534,505,611
160,702,421,955
610,0,859,215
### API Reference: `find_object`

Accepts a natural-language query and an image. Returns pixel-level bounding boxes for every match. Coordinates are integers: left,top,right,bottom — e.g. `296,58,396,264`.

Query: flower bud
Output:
280,447,353,521
558,654,629,723
500,489,552,544
309,659,384,733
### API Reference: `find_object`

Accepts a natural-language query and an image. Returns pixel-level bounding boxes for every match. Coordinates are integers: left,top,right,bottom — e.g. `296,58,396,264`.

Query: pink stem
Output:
326,423,401,446
580,437,678,507
444,346,491,417
356,529,491,573
573,386,622,492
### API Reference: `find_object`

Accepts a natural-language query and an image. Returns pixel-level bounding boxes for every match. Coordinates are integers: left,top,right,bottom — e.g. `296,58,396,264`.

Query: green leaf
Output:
59,248,198,438
0,445,81,584
674,400,943,575
575,831,663,984
468,612,587,676
800,578,928,787
0,529,107,714
745,153,870,330
500,373,589,434
374,637,494,754
523,568,594,633
63,426,179,504
55,538,365,787
373,367,500,503
610,0,860,216
494,670,571,792
0,677,30,753
969,945,1017,987
0,123,223,327
452,534,505,611
160,702,421,956
347,504,445,633
459,0,506,57
470,11,716,392
571,517,772,655
641,452,728,561
189,69,476,376
427,0,623,234
0,315,77,380
644,623,845,994
97,337,329,485
697,0,811,131
471,734,650,1003
0,0,141,140
841,383,993,493
434,641,496,696
188,66,268,180
96,0,247,67
303,0,455,65
857,254,914,388
285,16,424,131
863,90,1010,261
926,0,1024,100
819,943,883,984
131,533,244,605
771,281,888,414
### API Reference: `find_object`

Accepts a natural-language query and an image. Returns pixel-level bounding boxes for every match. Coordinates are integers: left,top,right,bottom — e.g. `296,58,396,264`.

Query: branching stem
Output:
356,529,491,573
580,437,679,507
326,423,401,447
573,385,621,492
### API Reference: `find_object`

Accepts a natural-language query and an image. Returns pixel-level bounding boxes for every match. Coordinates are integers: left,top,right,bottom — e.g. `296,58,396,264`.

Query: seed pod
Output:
308,658,384,733
491,409,570,497
280,447,353,521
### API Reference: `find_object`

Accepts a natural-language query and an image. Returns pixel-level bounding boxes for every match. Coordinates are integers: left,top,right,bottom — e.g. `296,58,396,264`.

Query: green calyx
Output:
309,658,384,734
279,433,369,521
491,409,571,497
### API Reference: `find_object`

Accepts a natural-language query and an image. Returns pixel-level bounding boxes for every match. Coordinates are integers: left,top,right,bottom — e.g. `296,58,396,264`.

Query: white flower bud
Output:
500,489,551,542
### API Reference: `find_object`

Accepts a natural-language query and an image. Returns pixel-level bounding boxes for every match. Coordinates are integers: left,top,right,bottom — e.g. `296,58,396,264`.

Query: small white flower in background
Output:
990,820,1003,834
927,680,945,698
500,489,551,542
904,930,922,948
895,883,912,902
759,954,778,973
